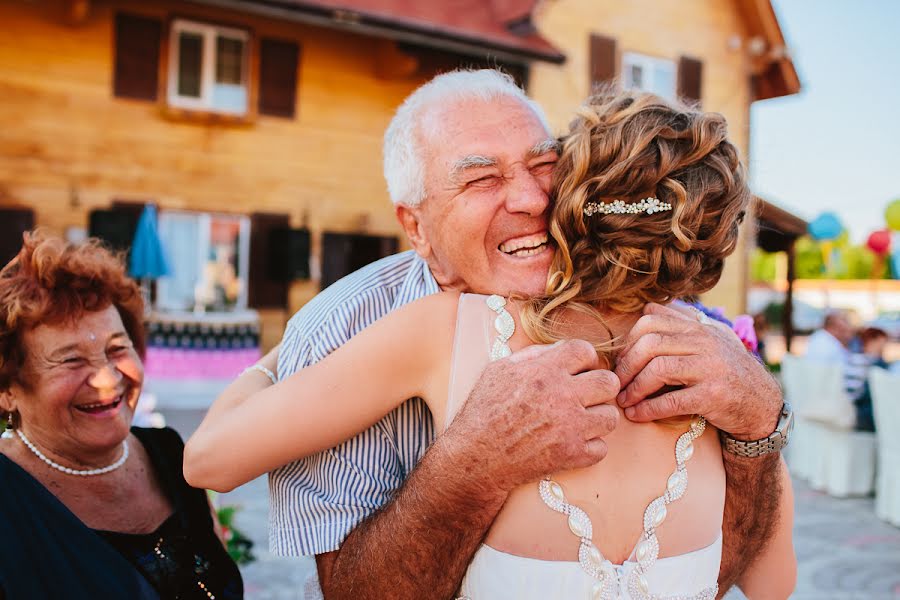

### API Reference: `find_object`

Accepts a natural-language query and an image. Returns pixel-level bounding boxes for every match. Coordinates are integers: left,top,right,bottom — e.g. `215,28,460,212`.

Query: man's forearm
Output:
717,452,782,596
321,434,508,600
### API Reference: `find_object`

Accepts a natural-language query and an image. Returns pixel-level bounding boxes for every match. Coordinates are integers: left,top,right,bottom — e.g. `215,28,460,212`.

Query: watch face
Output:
782,406,794,437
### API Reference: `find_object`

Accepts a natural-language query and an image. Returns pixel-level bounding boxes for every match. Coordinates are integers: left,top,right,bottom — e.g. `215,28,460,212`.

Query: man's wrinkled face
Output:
402,96,557,296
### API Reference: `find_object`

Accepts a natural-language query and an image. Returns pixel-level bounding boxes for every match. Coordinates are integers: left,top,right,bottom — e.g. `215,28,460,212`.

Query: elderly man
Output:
805,311,854,364
256,70,788,598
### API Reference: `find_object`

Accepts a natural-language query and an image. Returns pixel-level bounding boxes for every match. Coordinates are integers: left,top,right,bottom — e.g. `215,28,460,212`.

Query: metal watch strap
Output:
720,402,792,458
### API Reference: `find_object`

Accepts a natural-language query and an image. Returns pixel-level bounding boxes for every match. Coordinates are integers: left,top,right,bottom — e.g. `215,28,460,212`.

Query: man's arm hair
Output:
717,452,782,596
317,431,506,599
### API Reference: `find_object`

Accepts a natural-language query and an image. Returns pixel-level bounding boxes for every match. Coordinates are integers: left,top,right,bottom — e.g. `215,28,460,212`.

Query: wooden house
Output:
0,0,800,349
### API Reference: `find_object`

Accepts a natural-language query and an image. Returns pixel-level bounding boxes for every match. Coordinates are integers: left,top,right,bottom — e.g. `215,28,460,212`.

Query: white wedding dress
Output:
447,294,722,600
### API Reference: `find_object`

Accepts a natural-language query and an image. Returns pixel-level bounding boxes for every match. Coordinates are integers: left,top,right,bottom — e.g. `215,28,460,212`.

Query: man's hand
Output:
445,339,621,493
614,303,782,440
613,302,787,594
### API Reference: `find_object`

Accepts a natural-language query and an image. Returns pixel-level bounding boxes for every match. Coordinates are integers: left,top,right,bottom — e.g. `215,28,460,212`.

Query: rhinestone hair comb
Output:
583,197,672,216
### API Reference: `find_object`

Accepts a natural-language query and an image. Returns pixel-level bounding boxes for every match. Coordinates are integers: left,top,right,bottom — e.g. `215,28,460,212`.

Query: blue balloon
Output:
891,249,900,280
808,212,844,241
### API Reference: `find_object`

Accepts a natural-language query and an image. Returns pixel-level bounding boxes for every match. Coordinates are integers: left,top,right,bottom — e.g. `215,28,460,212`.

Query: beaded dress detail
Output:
452,294,719,600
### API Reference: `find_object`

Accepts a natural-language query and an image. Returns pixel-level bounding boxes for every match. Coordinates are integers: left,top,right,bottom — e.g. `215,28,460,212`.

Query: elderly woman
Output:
0,233,242,599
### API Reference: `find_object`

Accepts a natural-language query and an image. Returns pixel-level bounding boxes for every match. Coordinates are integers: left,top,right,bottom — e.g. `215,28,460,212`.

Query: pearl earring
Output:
1,412,15,439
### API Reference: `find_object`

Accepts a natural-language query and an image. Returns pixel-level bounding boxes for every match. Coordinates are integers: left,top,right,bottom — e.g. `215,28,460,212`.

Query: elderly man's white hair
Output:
383,69,551,207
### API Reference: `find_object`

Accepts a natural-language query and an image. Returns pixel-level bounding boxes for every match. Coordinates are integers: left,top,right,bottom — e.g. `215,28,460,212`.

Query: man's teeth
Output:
509,246,545,257
500,234,549,255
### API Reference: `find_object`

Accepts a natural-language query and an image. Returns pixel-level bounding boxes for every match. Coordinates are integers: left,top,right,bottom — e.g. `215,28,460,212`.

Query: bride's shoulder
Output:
389,292,463,339
406,290,462,316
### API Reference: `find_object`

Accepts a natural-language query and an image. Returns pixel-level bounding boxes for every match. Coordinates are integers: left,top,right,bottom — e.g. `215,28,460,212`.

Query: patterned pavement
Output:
220,475,900,599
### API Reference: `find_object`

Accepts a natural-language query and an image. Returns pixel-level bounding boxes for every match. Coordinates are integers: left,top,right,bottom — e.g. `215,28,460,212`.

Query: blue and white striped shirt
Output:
270,250,439,555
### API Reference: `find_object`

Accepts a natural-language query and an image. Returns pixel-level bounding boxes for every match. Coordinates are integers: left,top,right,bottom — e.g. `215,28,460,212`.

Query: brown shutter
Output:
0,208,35,267
589,34,617,91
678,56,703,105
113,13,162,101
248,212,290,308
258,38,300,118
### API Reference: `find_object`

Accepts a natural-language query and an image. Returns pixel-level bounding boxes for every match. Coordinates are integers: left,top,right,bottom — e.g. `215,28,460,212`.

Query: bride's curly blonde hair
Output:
521,90,751,365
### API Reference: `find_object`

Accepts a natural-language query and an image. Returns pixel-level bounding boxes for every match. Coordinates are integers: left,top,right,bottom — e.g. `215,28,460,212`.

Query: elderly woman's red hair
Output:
0,231,145,390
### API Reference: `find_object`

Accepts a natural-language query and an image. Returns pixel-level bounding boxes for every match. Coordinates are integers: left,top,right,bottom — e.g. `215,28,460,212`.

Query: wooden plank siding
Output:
0,0,438,335
1,0,774,323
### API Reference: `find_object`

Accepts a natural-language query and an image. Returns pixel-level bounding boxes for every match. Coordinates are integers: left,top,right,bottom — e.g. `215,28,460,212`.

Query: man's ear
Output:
395,204,431,259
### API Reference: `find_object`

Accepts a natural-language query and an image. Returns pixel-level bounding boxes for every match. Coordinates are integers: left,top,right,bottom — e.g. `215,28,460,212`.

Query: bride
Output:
185,90,796,599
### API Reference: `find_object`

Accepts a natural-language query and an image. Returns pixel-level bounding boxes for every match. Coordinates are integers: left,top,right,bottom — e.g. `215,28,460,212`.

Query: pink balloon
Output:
867,229,892,256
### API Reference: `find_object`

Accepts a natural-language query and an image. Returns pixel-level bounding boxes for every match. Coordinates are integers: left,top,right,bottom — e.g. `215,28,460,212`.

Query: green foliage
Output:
750,248,778,282
767,236,889,280
215,504,256,566
794,237,826,278
837,245,876,279
763,302,784,328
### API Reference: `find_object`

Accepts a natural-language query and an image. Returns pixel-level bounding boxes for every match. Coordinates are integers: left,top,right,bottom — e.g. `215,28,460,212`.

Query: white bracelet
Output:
243,364,277,385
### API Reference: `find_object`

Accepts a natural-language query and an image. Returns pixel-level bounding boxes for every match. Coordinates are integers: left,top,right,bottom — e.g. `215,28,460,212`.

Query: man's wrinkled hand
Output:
448,339,621,493
614,303,782,441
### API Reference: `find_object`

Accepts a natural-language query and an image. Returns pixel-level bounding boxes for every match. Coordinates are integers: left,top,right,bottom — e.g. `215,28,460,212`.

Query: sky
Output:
750,0,900,244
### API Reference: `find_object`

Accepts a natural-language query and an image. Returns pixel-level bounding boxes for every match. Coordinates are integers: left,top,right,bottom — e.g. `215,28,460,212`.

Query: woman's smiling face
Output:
9,304,144,460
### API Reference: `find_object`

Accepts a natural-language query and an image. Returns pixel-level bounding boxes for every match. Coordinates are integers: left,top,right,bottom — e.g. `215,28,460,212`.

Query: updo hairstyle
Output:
522,90,752,359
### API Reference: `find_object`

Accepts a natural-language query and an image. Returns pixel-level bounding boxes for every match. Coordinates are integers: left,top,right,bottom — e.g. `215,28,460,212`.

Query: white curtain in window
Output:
157,212,204,311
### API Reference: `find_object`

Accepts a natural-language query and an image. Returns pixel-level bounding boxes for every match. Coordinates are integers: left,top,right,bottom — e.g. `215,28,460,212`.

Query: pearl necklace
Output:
16,429,129,476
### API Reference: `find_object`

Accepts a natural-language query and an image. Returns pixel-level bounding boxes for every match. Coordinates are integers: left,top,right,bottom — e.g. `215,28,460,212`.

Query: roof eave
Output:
189,0,566,65
740,0,802,101
755,197,808,237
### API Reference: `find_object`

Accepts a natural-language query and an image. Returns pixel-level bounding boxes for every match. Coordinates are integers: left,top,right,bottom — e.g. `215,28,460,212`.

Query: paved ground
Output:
219,475,900,599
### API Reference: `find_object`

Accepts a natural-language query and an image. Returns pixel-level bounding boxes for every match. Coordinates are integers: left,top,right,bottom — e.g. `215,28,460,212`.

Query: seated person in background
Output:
847,327,890,432
805,310,853,364
805,310,865,397
0,233,242,599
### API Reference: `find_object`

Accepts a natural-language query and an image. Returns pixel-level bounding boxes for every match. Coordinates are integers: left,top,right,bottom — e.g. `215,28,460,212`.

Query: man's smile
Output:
498,232,550,258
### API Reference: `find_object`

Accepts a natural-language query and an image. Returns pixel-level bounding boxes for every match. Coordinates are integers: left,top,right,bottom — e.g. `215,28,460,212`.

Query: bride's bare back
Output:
440,293,724,566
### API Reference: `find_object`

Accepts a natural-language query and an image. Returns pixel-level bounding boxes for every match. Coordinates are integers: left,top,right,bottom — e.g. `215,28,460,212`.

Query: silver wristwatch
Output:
720,402,793,458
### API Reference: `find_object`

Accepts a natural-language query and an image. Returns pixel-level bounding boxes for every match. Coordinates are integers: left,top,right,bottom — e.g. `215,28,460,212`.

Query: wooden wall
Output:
0,0,766,333
530,0,758,315
0,0,434,346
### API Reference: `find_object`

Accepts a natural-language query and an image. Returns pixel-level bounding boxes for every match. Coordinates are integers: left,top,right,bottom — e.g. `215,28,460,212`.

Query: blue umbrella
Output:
129,205,170,279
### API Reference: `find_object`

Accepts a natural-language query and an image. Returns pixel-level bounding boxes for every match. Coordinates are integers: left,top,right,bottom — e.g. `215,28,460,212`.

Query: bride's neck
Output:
550,305,644,347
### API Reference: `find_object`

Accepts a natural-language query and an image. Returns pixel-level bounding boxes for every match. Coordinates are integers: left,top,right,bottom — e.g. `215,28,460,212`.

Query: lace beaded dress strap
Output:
486,295,514,360
538,419,712,600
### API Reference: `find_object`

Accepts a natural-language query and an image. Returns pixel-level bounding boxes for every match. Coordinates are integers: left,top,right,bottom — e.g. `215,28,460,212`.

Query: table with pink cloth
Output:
143,310,262,409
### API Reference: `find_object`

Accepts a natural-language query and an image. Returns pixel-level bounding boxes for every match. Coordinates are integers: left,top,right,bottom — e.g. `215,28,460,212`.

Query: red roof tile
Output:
255,0,565,63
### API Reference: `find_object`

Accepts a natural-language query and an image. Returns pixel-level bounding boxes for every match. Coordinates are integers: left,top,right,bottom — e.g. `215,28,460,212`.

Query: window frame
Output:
156,209,252,312
166,18,251,116
621,51,676,99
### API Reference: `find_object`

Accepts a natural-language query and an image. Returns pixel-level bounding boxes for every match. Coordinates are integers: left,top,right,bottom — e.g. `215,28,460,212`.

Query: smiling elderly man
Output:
262,70,787,598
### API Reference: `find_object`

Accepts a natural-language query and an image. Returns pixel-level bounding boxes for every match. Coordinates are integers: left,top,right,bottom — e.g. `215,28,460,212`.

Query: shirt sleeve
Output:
267,293,427,556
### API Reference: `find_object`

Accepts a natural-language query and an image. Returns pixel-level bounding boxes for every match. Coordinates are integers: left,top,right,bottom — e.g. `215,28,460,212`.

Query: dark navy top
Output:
0,427,243,599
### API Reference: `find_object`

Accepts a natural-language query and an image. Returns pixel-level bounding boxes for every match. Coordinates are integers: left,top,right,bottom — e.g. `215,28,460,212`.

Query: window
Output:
157,210,251,312
168,19,249,115
622,52,676,99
